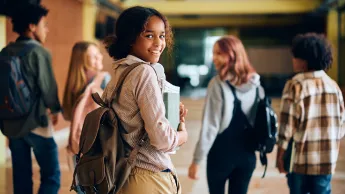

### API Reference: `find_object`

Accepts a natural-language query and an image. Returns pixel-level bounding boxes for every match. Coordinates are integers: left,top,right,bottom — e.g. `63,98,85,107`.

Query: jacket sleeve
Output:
29,48,61,114
192,78,223,164
277,80,302,150
133,65,179,152
337,86,345,139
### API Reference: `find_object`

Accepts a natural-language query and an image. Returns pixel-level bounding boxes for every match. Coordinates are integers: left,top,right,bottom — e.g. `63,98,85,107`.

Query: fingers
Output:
180,102,188,123
50,114,58,126
188,165,199,180
188,163,199,180
276,158,288,174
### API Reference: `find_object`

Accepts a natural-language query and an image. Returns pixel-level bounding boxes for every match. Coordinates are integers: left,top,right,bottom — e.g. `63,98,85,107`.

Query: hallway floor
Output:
1,98,345,194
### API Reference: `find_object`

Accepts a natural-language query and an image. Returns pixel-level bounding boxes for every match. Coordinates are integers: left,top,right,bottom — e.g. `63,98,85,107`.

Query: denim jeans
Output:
287,172,332,194
9,132,61,194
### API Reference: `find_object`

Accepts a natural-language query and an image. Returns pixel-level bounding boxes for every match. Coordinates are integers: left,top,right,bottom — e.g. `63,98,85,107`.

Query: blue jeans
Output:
9,132,61,194
287,173,332,194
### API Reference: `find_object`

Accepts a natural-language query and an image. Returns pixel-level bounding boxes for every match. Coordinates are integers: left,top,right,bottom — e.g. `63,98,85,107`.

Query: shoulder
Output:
208,75,223,89
28,44,52,59
129,63,157,80
281,79,302,101
206,75,224,98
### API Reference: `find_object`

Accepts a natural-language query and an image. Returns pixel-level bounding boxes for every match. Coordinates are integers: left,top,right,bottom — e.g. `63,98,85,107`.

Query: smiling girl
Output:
102,6,188,194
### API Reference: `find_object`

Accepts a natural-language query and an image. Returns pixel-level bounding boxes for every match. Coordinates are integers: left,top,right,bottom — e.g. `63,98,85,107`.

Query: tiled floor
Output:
1,97,345,194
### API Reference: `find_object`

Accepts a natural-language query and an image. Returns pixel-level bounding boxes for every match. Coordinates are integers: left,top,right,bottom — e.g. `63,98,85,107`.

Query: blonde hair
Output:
215,35,255,85
62,41,99,120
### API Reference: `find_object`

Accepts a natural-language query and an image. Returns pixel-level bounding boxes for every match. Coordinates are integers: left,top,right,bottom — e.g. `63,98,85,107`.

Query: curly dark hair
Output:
104,6,173,60
11,4,49,34
291,33,333,71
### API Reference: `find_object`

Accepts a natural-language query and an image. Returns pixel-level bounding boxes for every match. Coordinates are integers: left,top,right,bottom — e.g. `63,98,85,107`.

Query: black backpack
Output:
0,44,37,120
227,82,278,178
251,93,278,178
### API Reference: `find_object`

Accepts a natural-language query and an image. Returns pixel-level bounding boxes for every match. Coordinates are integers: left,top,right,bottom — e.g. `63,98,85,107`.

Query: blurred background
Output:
2,0,344,99
1,0,345,193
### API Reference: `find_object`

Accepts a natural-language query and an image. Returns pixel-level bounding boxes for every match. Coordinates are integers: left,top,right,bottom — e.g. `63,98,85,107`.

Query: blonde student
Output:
101,6,188,194
62,41,111,155
188,35,264,194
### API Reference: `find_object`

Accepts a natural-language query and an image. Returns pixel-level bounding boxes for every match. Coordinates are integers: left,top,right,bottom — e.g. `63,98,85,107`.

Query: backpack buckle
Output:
93,186,98,193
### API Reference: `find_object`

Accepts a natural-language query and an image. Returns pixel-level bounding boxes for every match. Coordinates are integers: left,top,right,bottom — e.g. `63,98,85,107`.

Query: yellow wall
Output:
124,0,322,15
83,0,97,42
327,10,338,82
0,16,5,50
0,16,6,166
0,15,7,189
168,16,304,28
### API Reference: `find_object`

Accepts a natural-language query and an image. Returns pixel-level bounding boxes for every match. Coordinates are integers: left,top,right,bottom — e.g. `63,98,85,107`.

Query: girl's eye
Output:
146,34,153,38
159,35,165,39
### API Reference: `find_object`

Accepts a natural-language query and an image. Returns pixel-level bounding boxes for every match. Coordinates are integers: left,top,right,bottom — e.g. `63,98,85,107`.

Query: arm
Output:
30,48,61,114
337,87,345,138
276,80,301,173
134,65,179,152
192,78,223,165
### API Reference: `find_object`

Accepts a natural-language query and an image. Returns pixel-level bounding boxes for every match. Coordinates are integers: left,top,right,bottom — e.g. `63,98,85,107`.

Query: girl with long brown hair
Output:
188,35,264,194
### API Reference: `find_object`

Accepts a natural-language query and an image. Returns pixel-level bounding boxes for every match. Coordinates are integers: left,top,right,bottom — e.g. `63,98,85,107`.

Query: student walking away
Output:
276,33,345,194
188,35,266,194
0,4,61,194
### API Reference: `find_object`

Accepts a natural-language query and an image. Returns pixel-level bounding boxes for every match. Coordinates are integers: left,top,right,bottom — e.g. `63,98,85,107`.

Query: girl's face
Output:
87,45,103,71
130,16,166,63
212,43,229,71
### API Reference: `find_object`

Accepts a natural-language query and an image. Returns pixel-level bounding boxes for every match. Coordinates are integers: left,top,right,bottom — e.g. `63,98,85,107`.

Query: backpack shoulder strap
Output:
91,63,143,107
109,62,143,105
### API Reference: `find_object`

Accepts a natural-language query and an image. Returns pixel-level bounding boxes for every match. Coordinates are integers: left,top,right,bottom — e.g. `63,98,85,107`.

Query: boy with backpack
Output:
276,33,345,194
0,4,61,194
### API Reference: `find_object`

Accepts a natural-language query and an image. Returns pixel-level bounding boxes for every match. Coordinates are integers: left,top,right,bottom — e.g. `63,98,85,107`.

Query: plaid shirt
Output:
278,70,345,175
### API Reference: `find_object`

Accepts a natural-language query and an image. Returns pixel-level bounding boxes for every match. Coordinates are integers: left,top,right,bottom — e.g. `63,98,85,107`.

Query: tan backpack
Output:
70,62,147,194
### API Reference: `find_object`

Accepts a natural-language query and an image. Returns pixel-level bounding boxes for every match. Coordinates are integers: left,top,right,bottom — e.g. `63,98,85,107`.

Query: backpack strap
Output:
91,62,148,164
91,63,142,107
109,62,143,106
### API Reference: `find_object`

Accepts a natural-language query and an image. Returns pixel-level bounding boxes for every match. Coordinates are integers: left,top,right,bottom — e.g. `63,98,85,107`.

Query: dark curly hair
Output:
10,4,48,34
104,6,173,60
291,33,333,71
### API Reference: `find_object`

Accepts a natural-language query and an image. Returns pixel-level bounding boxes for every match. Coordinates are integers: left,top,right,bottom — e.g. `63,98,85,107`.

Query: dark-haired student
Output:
276,33,345,194
0,4,61,194
101,6,188,194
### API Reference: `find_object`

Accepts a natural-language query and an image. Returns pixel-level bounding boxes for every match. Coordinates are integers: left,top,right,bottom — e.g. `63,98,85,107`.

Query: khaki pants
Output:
118,167,181,194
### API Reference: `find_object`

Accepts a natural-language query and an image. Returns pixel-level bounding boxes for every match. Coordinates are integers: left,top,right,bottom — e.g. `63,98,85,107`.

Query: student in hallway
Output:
276,33,345,194
188,35,264,194
62,41,110,155
102,6,188,194
62,41,111,193
0,4,61,194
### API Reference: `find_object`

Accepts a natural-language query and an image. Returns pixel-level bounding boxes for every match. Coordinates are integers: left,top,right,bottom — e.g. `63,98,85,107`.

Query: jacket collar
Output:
292,70,327,82
113,55,149,70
